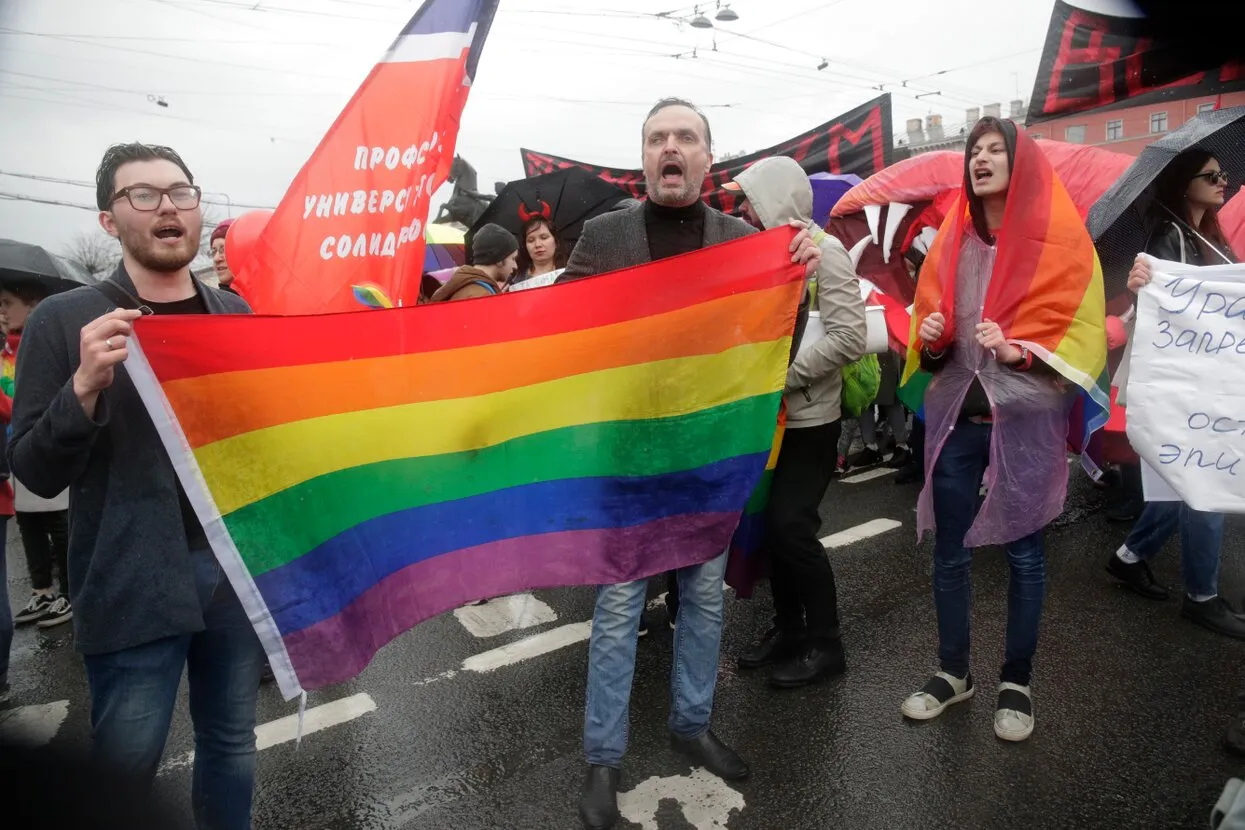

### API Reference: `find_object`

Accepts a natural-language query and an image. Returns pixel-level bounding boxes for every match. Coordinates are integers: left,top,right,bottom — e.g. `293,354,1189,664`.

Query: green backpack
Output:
840,353,881,419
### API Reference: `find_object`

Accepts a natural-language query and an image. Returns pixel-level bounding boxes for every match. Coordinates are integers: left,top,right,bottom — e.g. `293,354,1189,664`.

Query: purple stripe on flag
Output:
281,512,738,689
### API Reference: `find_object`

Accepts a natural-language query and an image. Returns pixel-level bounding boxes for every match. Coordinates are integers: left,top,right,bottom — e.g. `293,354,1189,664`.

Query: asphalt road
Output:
3,464,1243,829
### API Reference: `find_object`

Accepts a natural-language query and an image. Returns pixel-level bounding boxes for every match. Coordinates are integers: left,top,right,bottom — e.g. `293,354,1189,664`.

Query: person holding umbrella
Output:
1104,150,1242,638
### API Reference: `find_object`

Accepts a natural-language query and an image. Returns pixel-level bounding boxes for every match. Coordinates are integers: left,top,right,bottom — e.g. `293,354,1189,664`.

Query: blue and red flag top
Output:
234,0,500,315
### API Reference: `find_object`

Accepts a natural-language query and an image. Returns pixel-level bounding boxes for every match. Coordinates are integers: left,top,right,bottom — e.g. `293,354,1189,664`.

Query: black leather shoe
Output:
1226,707,1245,757
1105,554,1170,600
1183,597,1245,640
578,765,620,830
769,640,847,688
670,730,750,780
737,627,803,670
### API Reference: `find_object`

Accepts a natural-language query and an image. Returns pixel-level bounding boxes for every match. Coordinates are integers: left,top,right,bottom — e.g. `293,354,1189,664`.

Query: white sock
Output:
1116,545,1141,565
865,443,879,451
1188,593,1217,603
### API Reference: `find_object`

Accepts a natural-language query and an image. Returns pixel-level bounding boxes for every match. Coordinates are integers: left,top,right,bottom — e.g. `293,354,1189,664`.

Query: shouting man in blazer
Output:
563,98,821,830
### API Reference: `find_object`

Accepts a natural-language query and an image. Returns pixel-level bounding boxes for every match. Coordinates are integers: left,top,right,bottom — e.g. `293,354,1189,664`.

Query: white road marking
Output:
461,621,592,673
618,768,746,829
0,700,69,746
452,592,558,638
841,467,896,484
160,692,377,774
417,591,675,686
821,518,903,549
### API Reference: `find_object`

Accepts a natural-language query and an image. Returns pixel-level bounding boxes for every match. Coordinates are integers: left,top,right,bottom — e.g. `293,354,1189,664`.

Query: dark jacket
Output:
1146,219,1235,266
8,263,250,655
430,266,503,303
558,200,755,281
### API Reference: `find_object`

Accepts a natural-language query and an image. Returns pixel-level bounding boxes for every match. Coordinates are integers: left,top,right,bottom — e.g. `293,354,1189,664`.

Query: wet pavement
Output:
4,465,1244,829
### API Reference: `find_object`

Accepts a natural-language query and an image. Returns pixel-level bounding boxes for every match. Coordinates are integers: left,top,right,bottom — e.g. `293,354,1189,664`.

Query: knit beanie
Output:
472,223,518,266
210,218,234,245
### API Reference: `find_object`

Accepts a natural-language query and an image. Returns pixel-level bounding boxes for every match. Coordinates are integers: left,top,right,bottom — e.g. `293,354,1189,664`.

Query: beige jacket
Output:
734,157,868,427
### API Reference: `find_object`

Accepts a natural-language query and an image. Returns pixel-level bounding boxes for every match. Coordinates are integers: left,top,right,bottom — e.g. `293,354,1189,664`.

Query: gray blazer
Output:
559,201,755,280
8,263,250,656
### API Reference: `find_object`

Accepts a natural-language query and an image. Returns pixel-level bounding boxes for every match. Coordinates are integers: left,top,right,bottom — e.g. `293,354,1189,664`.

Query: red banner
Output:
1027,0,1245,124
234,0,499,314
521,95,893,215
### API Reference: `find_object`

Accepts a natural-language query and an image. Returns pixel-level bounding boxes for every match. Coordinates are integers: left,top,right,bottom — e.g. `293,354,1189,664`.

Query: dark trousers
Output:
931,421,1045,686
766,421,842,643
18,510,69,597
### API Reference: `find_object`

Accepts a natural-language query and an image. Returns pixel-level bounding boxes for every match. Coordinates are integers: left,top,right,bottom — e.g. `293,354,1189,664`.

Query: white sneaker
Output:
994,682,1034,742
901,671,974,720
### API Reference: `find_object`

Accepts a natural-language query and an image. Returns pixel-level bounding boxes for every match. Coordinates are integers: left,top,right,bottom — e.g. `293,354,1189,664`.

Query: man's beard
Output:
645,172,703,207
119,224,199,273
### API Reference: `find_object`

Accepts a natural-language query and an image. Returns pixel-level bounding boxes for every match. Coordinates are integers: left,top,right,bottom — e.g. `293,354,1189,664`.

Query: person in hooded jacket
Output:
430,224,519,302
724,156,868,688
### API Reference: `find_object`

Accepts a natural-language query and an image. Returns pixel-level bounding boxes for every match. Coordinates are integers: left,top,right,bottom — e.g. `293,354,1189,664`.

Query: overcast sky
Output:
0,0,1065,255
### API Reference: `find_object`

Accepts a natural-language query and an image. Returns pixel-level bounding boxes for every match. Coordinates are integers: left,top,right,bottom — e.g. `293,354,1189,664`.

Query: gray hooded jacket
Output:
733,156,867,427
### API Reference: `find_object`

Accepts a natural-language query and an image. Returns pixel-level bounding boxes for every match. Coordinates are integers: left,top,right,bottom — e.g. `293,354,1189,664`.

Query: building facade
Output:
1025,92,1245,155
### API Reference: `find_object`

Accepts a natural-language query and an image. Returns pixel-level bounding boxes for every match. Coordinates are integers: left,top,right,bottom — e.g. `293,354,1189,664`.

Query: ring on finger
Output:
106,337,115,350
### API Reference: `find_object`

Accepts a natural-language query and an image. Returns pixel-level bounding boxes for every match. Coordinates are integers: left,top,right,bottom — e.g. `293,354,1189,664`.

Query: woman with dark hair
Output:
510,215,565,290
1105,150,1242,637
899,117,1108,742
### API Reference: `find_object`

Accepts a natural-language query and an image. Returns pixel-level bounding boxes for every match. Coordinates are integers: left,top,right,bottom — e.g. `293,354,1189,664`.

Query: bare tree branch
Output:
62,231,120,279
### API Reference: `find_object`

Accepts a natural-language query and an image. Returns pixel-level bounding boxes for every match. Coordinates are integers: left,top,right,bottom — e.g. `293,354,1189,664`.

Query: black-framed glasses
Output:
1192,170,1230,186
110,184,202,211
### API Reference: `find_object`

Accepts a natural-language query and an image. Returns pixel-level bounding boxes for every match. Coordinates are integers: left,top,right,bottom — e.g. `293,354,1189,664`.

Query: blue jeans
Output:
932,421,1046,686
0,516,11,689
1123,501,1224,598
83,550,264,830
584,550,727,768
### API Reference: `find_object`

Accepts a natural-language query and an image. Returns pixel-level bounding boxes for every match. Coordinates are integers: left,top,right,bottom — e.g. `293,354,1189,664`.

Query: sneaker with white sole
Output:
14,594,55,625
901,671,974,720
994,682,1034,742
36,596,73,629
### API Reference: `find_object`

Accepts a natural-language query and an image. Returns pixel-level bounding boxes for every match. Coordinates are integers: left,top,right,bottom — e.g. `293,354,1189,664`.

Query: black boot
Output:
1104,553,1170,600
737,627,804,670
1226,703,1245,757
670,730,750,780
769,639,847,688
1182,597,1245,640
578,765,620,830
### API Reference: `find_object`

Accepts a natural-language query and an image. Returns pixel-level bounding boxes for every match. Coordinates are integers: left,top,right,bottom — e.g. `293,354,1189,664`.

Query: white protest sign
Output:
1127,258,1245,513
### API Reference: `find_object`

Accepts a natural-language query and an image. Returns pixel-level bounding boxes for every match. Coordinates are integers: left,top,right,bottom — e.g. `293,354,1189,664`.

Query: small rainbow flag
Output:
128,230,803,699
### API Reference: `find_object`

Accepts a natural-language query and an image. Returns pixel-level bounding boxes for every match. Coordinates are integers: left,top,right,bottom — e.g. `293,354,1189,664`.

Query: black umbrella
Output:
466,168,629,260
0,238,96,296
1088,106,1245,295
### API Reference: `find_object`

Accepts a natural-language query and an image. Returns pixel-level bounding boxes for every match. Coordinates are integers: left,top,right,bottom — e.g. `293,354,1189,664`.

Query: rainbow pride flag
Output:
900,126,1110,467
127,230,803,699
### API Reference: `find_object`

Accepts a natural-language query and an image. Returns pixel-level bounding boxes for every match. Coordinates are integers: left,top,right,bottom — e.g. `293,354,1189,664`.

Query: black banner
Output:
1027,0,1245,124
521,94,892,215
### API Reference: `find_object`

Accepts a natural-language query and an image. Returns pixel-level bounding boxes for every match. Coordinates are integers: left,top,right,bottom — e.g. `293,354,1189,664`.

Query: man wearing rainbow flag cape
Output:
897,117,1109,742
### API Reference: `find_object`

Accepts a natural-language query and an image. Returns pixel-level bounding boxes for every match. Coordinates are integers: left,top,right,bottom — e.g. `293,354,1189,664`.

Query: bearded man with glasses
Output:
7,143,259,829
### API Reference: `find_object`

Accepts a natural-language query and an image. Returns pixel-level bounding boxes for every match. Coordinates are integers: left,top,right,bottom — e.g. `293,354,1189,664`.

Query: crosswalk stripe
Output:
841,467,896,484
160,692,377,774
821,518,903,549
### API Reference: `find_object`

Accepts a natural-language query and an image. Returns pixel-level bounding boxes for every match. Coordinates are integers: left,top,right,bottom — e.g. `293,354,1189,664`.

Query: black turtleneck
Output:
644,199,706,262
